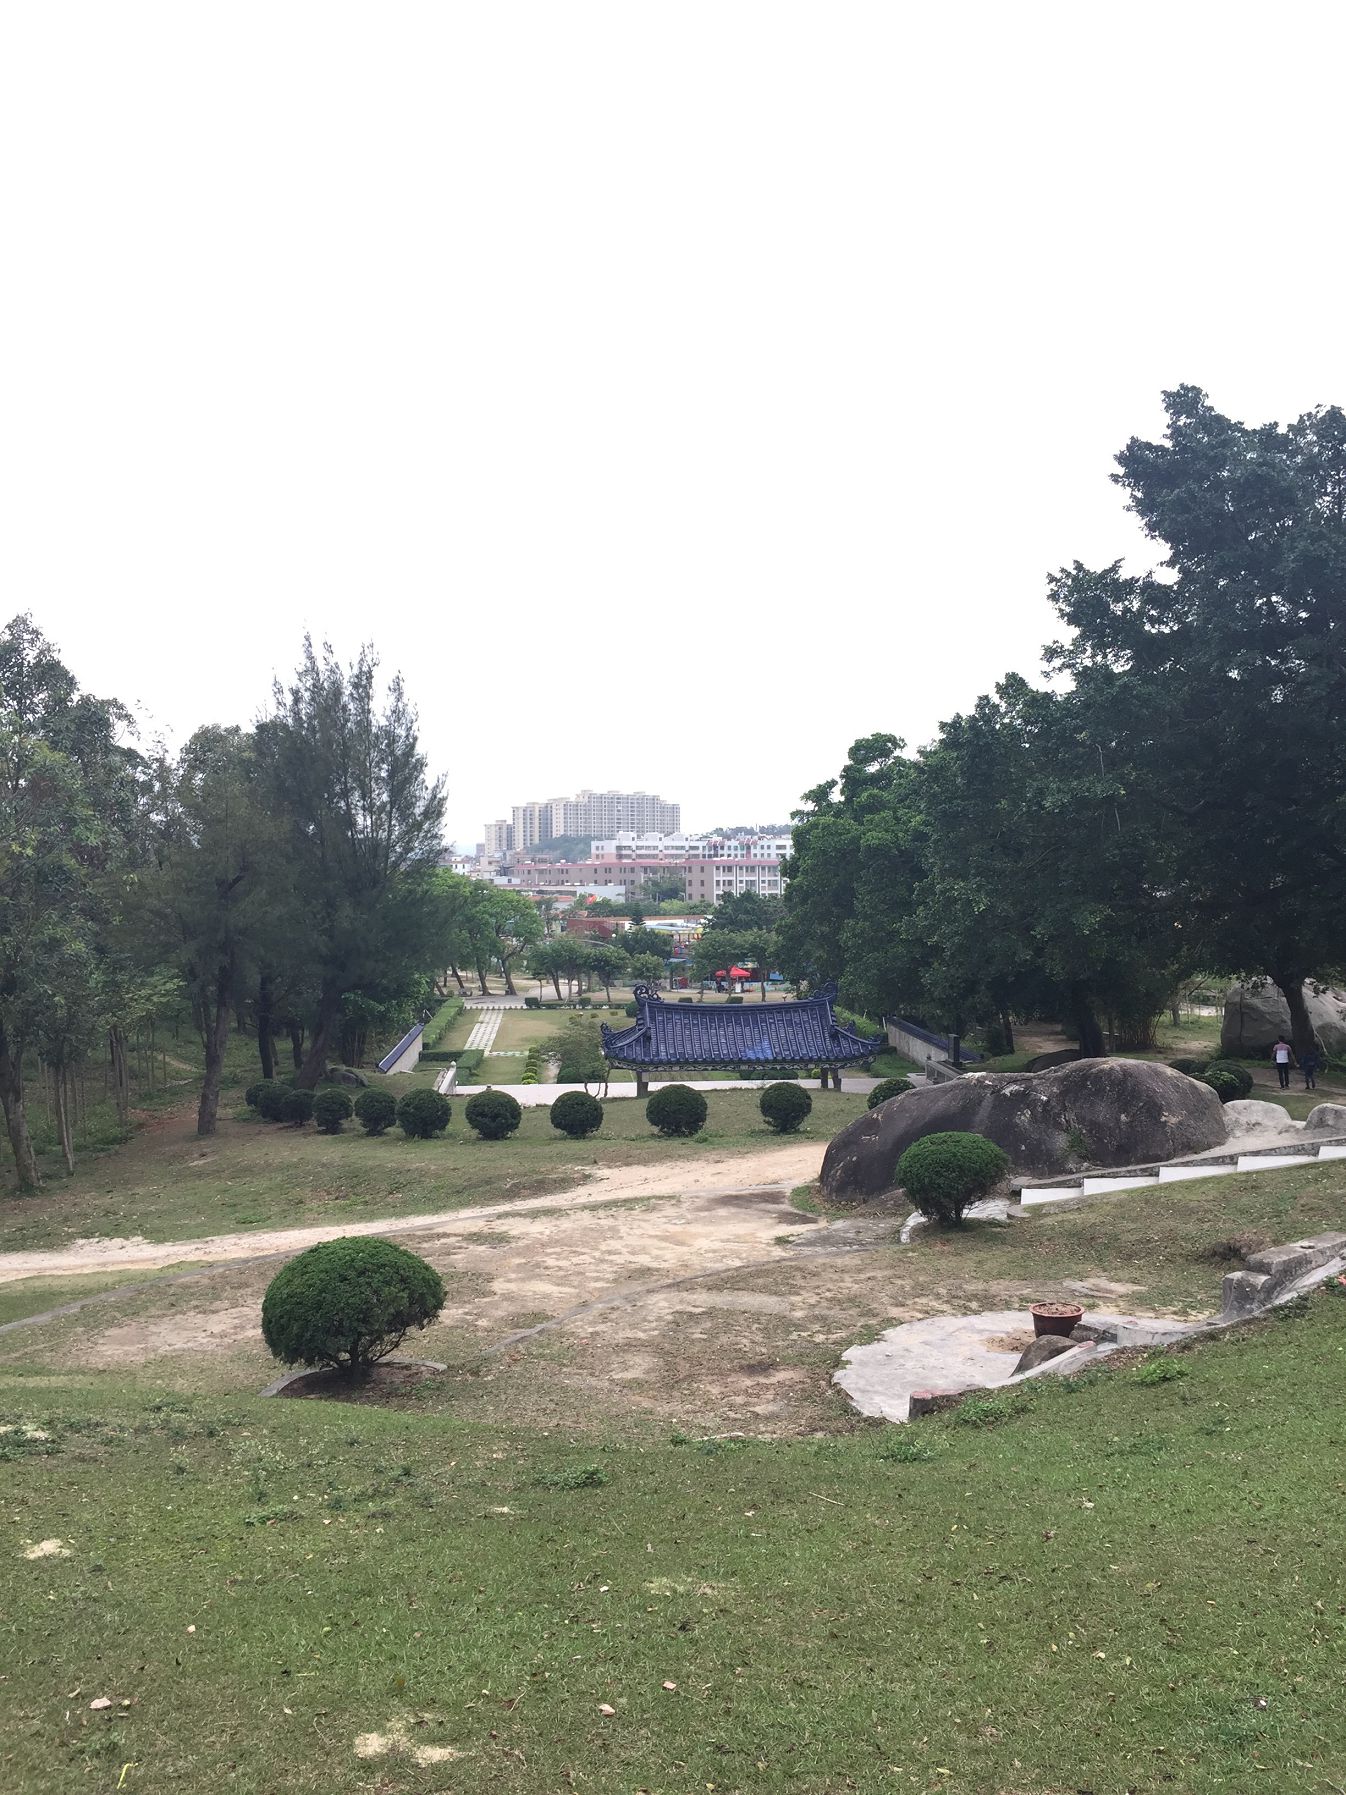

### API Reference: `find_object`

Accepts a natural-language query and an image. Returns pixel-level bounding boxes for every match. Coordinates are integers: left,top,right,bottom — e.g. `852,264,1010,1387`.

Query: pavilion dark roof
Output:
600,986,885,1068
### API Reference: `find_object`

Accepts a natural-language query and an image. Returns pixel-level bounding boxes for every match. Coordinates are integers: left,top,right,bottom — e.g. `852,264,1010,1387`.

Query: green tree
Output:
585,940,628,1002
1047,385,1346,1057
618,925,669,962
254,640,445,1085
0,617,138,1191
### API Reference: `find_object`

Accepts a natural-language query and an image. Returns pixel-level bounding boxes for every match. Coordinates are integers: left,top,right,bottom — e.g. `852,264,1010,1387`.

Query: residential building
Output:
483,819,513,858
683,858,785,903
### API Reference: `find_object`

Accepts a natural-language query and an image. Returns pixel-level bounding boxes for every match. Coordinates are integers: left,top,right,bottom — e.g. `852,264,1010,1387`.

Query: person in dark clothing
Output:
1300,1046,1320,1091
1272,1035,1294,1089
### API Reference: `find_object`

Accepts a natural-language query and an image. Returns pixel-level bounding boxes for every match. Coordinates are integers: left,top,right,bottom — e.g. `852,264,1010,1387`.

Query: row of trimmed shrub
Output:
520,1046,544,1084
423,998,464,1049
245,1078,821,1143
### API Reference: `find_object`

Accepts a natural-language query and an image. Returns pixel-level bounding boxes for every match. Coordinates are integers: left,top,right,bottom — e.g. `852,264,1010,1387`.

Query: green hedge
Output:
423,998,464,1049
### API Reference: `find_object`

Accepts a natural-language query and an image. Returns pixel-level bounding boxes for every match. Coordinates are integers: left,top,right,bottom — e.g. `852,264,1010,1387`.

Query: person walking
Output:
1272,1035,1294,1089
1301,1044,1321,1091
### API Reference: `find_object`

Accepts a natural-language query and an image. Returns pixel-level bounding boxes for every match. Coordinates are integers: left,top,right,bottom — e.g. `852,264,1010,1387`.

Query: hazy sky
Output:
4,3,1343,846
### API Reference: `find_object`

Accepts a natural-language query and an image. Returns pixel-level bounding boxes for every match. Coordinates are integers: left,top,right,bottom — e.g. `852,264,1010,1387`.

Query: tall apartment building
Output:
592,831,790,862
497,789,680,851
483,820,513,858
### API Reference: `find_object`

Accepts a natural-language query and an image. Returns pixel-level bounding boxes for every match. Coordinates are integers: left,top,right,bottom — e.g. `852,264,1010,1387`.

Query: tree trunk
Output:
450,963,469,995
1272,972,1315,1061
297,983,343,1089
197,964,236,1136
501,957,517,997
0,1023,41,1193
551,972,563,1002
289,1022,304,1069
53,1066,75,1174
1068,987,1106,1059
999,1010,1015,1053
108,1024,130,1124
475,956,490,995
256,974,275,1081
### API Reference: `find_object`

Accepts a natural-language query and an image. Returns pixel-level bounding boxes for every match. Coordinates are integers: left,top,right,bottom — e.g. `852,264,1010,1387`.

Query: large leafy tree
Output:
1049,386,1346,1054
147,727,286,1135
255,641,446,1087
0,617,139,1190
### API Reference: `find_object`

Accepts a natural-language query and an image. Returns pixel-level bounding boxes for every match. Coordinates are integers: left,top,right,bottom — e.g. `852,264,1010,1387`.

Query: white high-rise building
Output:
494,789,681,850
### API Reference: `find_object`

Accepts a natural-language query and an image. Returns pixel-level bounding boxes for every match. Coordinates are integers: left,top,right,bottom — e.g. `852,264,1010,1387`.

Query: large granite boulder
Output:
1304,1102,1346,1133
1220,982,1346,1058
821,1058,1227,1201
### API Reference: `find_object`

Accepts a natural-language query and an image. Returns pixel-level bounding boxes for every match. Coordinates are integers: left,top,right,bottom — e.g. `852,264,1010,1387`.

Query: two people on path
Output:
1272,1035,1321,1090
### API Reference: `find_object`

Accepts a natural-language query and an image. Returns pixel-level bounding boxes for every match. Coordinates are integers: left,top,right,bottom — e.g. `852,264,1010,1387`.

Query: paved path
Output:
464,1007,506,1053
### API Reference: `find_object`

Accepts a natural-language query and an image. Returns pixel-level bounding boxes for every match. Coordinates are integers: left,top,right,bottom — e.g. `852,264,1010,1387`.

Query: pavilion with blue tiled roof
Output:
601,984,885,1094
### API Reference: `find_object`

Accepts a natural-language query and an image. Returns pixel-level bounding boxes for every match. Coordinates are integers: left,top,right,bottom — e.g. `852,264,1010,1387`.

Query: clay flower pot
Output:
1030,1300,1085,1338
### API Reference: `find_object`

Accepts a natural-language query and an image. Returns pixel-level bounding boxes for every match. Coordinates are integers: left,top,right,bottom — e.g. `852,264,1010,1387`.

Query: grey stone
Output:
820,1058,1228,1201
1222,1099,1302,1140
326,1066,370,1087
1221,1269,1272,1320
1304,1102,1346,1133
1012,1334,1076,1376
1025,1049,1081,1072
1220,981,1346,1058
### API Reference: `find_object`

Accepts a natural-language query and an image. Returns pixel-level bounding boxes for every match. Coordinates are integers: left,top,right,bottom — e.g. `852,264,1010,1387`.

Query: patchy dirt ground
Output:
0,1140,827,1285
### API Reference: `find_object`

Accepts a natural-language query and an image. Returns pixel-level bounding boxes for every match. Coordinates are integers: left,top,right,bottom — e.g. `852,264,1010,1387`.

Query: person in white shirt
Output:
1272,1035,1294,1090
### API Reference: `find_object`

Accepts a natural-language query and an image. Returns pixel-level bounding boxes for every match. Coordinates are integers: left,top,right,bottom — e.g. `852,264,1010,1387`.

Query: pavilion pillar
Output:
636,1072,648,1097
818,1066,828,1089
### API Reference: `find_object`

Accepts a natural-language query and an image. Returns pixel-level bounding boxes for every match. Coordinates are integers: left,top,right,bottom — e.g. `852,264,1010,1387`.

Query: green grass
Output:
3,1293,1345,1793
0,1269,172,1328
0,1088,870,1252
906,1158,1346,1312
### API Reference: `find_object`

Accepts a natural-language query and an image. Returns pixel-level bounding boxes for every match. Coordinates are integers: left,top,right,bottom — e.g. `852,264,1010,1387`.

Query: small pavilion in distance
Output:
601,984,886,1095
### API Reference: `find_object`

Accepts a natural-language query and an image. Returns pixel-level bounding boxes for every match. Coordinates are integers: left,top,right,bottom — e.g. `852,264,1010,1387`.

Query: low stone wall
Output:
1221,1232,1346,1320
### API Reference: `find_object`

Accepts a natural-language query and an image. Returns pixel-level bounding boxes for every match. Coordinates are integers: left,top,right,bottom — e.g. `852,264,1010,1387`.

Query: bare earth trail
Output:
0,1141,827,1284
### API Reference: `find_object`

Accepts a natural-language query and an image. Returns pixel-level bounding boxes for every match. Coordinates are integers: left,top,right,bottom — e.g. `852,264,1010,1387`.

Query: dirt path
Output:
0,1141,826,1284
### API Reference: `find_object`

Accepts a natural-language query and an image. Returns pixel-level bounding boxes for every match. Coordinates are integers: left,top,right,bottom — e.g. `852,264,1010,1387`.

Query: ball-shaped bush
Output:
867,1076,914,1110
1204,1060,1254,1100
282,1088,315,1127
313,1087,354,1135
397,1087,452,1139
1202,1067,1242,1104
354,1087,398,1136
254,1080,292,1122
245,1079,275,1110
624,1001,639,1018
261,1238,445,1377
465,1089,523,1140
646,1083,708,1137
550,1090,604,1139
1169,1057,1210,1078
896,1131,1009,1227
759,1081,812,1134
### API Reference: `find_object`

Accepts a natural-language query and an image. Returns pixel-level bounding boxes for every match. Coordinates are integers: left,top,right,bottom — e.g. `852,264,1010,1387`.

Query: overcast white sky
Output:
3,3,1343,846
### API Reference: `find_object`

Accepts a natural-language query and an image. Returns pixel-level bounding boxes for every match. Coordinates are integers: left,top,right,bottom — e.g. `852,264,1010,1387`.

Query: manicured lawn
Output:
2,1293,1344,1794
0,1089,869,1252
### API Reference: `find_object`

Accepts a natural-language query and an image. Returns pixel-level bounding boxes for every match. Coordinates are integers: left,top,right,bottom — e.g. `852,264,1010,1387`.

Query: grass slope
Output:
0,1089,868,1252
2,1294,1344,1794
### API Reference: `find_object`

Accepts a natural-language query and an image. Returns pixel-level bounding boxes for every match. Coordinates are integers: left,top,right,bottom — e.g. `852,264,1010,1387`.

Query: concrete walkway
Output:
464,1008,506,1054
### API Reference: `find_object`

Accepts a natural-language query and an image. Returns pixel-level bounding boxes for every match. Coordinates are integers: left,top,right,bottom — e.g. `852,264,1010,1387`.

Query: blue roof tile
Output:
601,986,885,1068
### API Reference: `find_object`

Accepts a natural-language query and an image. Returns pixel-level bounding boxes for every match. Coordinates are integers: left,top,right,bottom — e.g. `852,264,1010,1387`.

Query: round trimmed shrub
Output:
1201,1067,1242,1104
1204,1059,1254,1100
354,1086,398,1135
255,1080,292,1122
896,1131,1010,1227
624,1001,639,1017
867,1076,914,1109
465,1089,523,1140
261,1238,445,1378
550,1090,604,1139
281,1088,315,1127
1169,1057,1210,1077
760,1081,811,1133
725,994,744,1005
646,1083,708,1137
313,1087,353,1135
245,1078,278,1110
397,1087,452,1139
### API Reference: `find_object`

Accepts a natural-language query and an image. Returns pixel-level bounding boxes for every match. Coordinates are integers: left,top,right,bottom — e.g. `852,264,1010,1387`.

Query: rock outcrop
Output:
1220,982,1346,1058
821,1058,1227,1201
1304,1102,1346,1132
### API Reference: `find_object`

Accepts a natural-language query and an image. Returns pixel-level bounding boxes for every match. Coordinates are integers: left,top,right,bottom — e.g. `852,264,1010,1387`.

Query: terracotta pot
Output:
1030,1300,1085,1338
